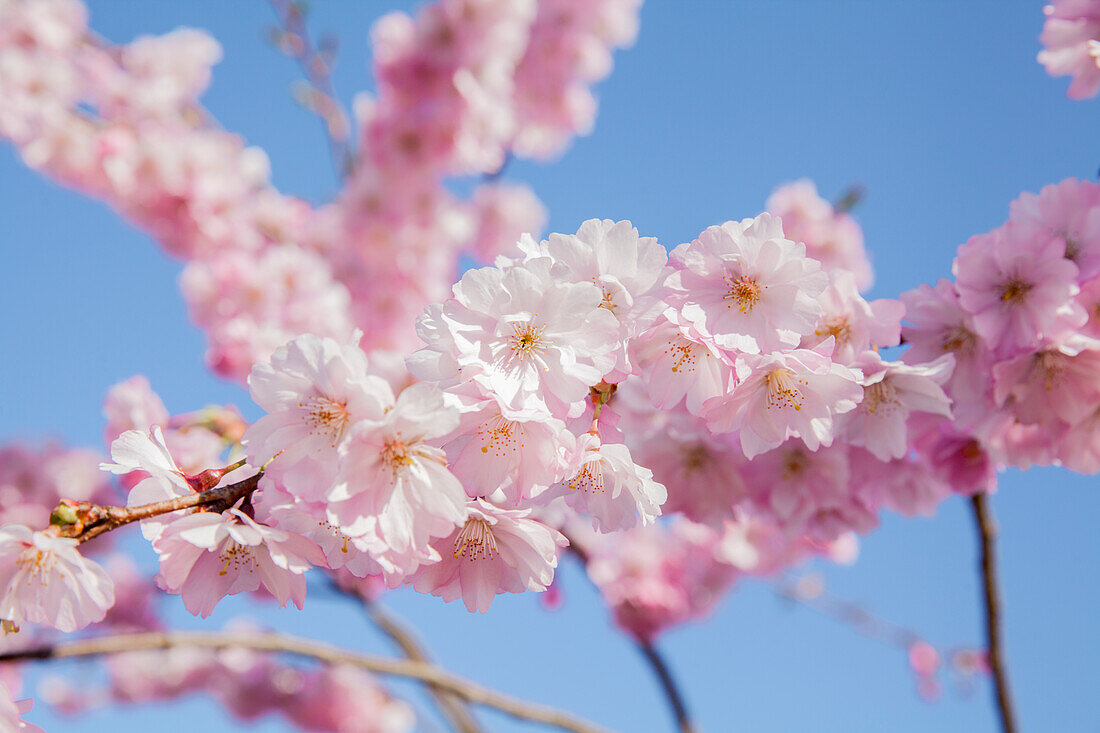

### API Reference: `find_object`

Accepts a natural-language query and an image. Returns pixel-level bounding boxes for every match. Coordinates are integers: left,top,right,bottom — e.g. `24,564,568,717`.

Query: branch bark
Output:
970,493,1018,733
636,640,698,733
0,630,611,733
60,472,261,544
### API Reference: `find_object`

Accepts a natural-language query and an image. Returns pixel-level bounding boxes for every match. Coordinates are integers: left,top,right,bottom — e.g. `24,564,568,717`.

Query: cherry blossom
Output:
244,333,392,501
702,345,863,459
152,508,324,618
556,433,667,532
327,384,468,558
666,213,829,354
0,525,115,632
410,498,566,612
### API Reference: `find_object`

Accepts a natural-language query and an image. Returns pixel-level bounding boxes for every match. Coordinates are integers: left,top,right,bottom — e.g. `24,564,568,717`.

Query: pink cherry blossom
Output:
586,519,733,641
410,498,566,613
991,335,1100,428
842,351,955,461
244,333,392,501
1009,177,1100,280
630,411,747,526
414,258,618,414
543,218,669,378
0,525,115,632
702,346,863,459
801,269,903,364
328,384,468,557
632,310,737,416
444,391,575,503
666,213,829,354
953,222,1085,356
741,441,877,542
153,508,324,618
1039,1,1100,98
556,433,667,532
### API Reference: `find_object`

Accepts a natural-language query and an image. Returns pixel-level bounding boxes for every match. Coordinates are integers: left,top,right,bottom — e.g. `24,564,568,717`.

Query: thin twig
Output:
636,640,698,733
564,534,698,733
60,473,261,544
970,494,1018,733
0,631,611,733
268,0,354,179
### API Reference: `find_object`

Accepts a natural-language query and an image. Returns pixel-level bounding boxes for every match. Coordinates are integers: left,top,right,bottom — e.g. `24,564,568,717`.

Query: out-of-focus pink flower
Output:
0,680,44,733
0,525,115,632
1039,1,1100,98
766,179,874,290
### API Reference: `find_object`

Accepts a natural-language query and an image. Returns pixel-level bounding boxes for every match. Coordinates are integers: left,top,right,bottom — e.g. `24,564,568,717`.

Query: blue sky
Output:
1,1,1098,731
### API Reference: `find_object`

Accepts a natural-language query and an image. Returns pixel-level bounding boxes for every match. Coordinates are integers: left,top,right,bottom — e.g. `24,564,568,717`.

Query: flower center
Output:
724,274,762,313
862,379,899,414
667,339,701,374
506,321,548,363
300,395,350,446
453,517,499,561
999,277,1032,304
815,316,852,346
381,440,414,474
941,324,976,354
217,542,256,576
765,368,805,411
681,444,710,473
1034,350,1066,390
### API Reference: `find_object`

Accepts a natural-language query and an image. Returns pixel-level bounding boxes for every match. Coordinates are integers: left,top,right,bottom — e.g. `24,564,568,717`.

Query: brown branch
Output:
0,631,611,733
563,533,698,733
636,640,698,733
59,472,261,544
970,494,1018,733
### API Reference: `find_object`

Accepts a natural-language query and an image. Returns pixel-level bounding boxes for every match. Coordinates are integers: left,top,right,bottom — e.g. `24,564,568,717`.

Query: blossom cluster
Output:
0,0,641,380
902,177,1100,475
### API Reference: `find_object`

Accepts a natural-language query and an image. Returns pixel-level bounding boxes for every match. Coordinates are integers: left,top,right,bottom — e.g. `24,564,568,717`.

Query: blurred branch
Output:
267,0,354,180
563,533,699,733
970,494,1018,733
636,640,699,733
0,631,611,733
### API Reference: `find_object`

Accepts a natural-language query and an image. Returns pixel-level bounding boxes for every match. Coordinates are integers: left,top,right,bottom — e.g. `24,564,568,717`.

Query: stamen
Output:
999,277,1032,304
765,369,805,411
815,316,852,347
506,320,548,364
298,395,351,447
381,440,414,475
453,517,499,561
724,273,762,313
568,460,605,493
862,379,899,414
477,414,522,456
